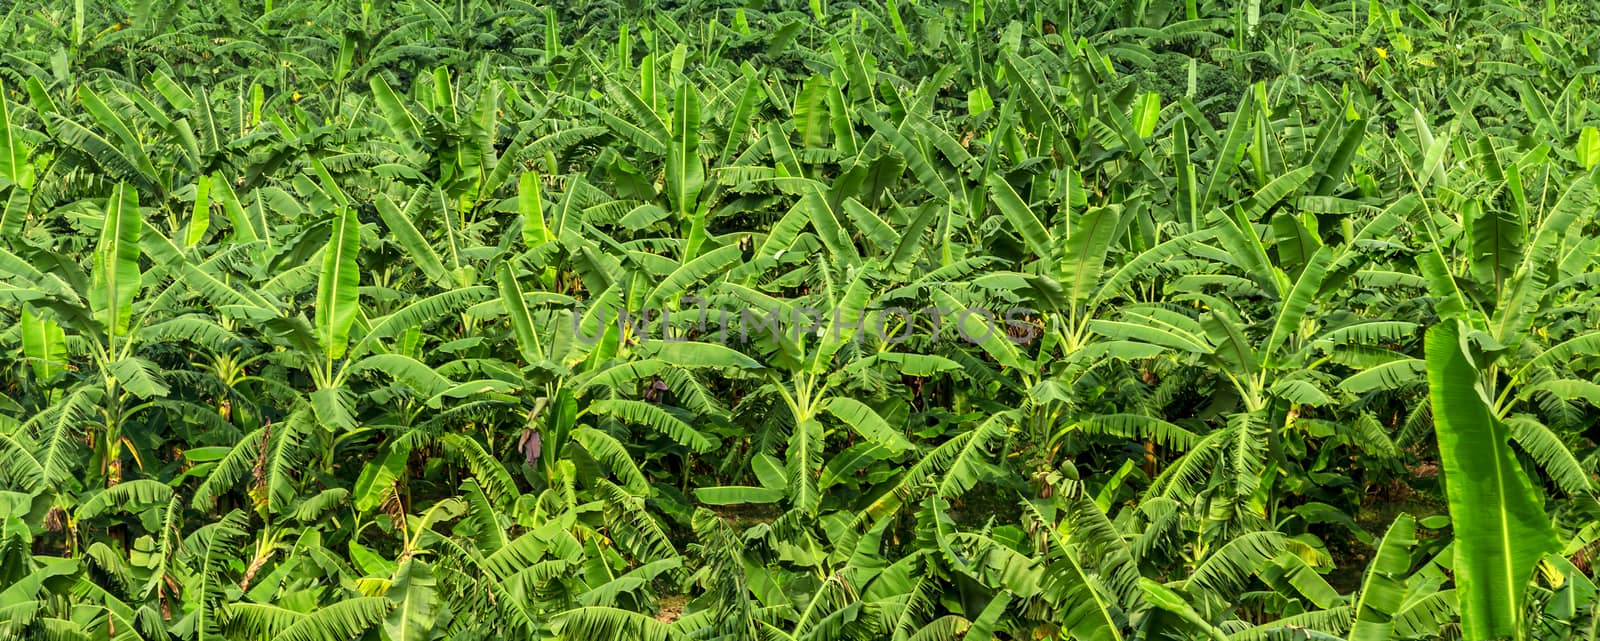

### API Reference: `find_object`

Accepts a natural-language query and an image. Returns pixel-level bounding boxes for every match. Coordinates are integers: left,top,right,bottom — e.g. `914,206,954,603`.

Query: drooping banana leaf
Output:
382,559,437,641
1425,320,1558,640
20,306,66,381
1348,514,1414,641
0,78,34,191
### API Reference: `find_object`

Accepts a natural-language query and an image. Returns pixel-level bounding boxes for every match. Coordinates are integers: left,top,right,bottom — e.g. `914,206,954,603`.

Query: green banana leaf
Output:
1425,320,1558,640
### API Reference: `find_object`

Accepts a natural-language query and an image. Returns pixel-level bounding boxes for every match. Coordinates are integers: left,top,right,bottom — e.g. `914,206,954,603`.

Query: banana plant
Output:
1344,146,1600,496
162,199,504,513
366,67,526,210
1082,197,1416,527
1221,513,1457,641
1,184,210,491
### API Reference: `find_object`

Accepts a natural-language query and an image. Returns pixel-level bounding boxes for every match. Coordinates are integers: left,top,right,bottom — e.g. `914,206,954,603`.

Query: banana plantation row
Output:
1,1,1598,640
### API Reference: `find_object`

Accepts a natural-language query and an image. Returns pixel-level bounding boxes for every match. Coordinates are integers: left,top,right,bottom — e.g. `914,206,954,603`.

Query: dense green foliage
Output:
2,0,1600,639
